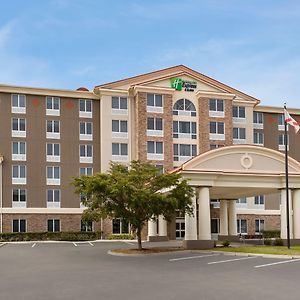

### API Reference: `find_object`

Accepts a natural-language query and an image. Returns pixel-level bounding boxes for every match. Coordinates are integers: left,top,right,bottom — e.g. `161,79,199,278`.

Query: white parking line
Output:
123,241,135,246
88,241,94,246
0,242,6,247
73,242,78,247
208,256,257,265
254,258,300,268
169,254,220,262
31,243,36,248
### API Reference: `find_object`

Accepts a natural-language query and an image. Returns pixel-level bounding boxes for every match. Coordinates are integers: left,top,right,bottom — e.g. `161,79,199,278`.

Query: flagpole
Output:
284,103,291,249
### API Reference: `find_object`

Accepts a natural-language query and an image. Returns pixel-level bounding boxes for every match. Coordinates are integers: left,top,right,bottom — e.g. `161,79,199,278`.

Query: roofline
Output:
255,105,300,115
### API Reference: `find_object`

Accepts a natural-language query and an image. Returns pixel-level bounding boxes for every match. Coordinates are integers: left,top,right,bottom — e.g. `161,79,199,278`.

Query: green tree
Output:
73,160,194,250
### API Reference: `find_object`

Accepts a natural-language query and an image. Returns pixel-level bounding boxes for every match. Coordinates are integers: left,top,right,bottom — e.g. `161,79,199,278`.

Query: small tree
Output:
73,160,194,250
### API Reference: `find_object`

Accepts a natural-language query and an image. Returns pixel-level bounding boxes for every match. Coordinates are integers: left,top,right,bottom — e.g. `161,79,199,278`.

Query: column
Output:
198,187,211,240
158,215,167,237
281,189,293,239
228,200,237,236
219,200,228,236
148,219,157,238
293,189,300,239
185,189,197,240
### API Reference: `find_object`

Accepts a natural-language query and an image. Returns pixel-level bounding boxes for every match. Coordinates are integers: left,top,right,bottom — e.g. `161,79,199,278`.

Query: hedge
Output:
262,230,280,239
107,234,135,240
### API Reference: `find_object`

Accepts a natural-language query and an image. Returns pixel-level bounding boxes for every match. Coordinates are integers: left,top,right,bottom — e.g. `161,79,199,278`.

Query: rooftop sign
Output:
171,77,197,92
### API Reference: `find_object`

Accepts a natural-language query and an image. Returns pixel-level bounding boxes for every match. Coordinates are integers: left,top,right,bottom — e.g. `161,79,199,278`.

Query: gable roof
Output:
95,65,260,103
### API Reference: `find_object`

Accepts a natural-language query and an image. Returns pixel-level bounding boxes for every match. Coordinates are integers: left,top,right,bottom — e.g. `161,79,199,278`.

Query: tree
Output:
73,160,194,250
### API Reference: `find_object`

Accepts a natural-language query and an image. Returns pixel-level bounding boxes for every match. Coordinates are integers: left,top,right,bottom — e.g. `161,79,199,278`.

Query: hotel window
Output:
253,112,263,129
278,134,288,151
147,141,163,160
112,143,128,161
210,144,224,150
80,122,93,140
13,219,26,233
232,106,245,121
236,197,247,208
278,114,285,131
46,143,60,162
12,118,26,138
209,99,224,117
11,94,26,114
255,219,265,234
12,165,26,185
254,195,265,206
253,131,264,145
46,166,60,185
233,127,246,143
12,189,26,208
46,120,60,139
112,218,129,234
173,121,196,139
209,122,225,140
80,167,93,176
81,221,93,232
47,189,60,208
147,118,163,136
79,99,92,118
173,144,197,162
47,219,60,232
237,219,247,235
12,141,26,161
112,96,128,115
79,145,93,163
46,96,60,116
147,94,163,113
112,120,128,138
173,99,196,116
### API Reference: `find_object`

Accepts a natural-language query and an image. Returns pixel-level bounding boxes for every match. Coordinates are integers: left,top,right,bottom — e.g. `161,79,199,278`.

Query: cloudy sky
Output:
1,0,300,107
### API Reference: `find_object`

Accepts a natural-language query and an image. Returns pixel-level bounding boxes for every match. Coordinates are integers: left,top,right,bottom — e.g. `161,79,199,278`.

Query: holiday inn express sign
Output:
171,77,197,91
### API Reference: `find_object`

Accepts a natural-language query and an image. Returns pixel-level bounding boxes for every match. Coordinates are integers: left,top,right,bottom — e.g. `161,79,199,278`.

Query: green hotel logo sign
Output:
171,77,197,92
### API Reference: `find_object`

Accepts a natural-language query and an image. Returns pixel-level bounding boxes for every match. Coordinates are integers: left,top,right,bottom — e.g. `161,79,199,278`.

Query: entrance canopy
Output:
176,145,300,199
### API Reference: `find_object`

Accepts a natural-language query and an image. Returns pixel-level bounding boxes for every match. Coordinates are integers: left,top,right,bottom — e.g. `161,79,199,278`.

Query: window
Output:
112,218,129,234
112,143,128,161
12,165,26,184
173,121,196,139
47,219,60,232
147,141,163,160
278,114,286,131
12,189,26,208
233,127,246,143
79,99,92,118
209,99,224,117
112,120,128,138
278,134,288,151
253,131,264,145
209,122,225,140
47,189,60,208
173,144,197,162
79,167,93,176
236,197,247,208
81,221,93,232
11,94,26,113
80,145,93,163
46,143,60,162
173,99,196,116
147,94,163,113
46,120,60,139
254,195,265,206
232,106,245,119
147,118,163,136
80,122,93,140
12,141,26,161
237,219,247,235
13,219,26,233
255,219,265,234
46,96,60,116
12,118,26,137
112,96,127,114
210,144,224,150
253,112,263,129
46,166,60,185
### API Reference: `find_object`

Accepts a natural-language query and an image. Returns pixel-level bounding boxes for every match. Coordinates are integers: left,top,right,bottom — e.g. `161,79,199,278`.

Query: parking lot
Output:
0,241,300,300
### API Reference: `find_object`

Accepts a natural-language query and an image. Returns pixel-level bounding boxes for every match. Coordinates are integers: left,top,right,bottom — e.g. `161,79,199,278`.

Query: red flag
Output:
284,109,299,133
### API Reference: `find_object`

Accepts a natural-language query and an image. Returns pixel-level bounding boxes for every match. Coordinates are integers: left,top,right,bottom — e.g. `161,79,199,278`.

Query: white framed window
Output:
79,99,92,118
253,131,264,145
253,112,264,129
79,144,93,163
12,165,26,185
147,118,163,137
12,219,26,233
112,218,130,234
112,143,128,161
80,193,88,208
237,219,247,235
46,166,60,185
47,189,60,208
46,96,60,116
12,189,26,208
209,121,225,140
209,99,224,117
210,200,220,209
173,121,196,139
12,141,26,161
210,144,224,150
232,106,245,123
173,144,196,162
147,141,163,160
236,197,247,208
255,219,265,234
112,96,128,115
12,118,26,138
279,134,288,151
79,167,93,176
112,120,128,138
147,94,163,113
278,114,285,131
46,120,60,139
233,127,246,144
80,122,93,140
46,143,60,162
47,219,60,232
81,221,93,232
11,94,26,114
173,99,196,116
254,195,265,208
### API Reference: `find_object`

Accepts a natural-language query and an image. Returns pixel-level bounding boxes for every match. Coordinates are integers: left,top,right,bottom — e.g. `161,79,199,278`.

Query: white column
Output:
148,219,157,237
281,189,293,239
228,200,237,236
185,189,197,240
293,189,300,239
219,200,228,236
158,215,167,236
198,187,211,240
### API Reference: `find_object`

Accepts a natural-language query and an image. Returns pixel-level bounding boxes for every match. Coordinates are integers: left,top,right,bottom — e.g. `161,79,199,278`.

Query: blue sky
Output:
0,0,300,107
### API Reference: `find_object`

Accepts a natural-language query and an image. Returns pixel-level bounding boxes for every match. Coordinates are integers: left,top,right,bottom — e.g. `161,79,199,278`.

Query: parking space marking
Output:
0,242,6,247
31,243,36,248
208,256,257,265
123,241,135,246
254,258,300,268
88,242,94,246
73,242,78,247
169,253,220,262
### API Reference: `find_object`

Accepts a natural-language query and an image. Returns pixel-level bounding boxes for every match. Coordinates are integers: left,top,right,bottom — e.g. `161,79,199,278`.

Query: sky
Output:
0,0,300,107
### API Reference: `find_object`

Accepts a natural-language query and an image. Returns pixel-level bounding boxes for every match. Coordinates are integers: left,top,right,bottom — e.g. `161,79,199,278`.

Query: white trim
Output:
2,208,85,213
253,123,263,129
46,132,60,139
46,179,60,186
12,202,27,208
47,202,61,208
112,108,128,115
147,153,164,160
147,106,163,113
111,155,129,162
112,132,128,139
12,154,26,161
12,107,26,114
46,109,60,116
12,130,26,138
46,155,60,163
209,111,224,118
147,130,163,137
80,134,93,141
209,133,225,141
80,157,93,164
232,117,246,124
79,111,93,118
12,178,26,185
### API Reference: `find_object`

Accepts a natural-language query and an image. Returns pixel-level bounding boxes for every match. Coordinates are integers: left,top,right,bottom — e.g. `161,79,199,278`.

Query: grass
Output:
214,245,300,256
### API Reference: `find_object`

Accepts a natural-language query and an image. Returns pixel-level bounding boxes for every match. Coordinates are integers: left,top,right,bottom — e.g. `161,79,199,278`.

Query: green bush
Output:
262,230,280,239
273,238,284,246
264,239,272,246
222,240,230,247
107,234,135,240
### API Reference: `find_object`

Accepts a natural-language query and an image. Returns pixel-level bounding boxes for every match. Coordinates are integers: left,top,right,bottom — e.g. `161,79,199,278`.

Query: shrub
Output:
273,238,284,246
222,240,230,247
262,230,280,239
264,239,272,246
107,234,135,240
